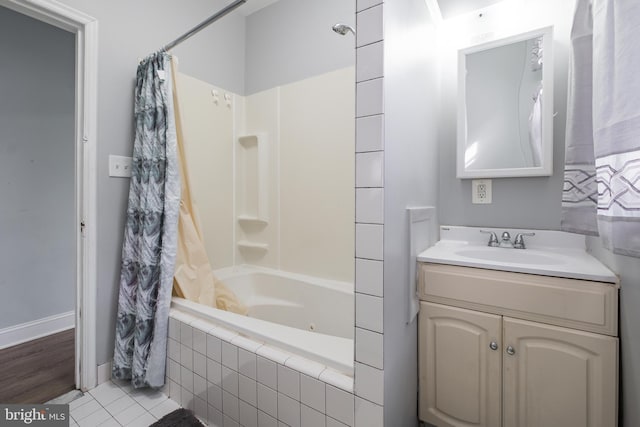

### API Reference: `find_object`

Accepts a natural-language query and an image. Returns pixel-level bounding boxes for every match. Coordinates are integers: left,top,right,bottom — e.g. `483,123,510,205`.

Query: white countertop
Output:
417,226,618,284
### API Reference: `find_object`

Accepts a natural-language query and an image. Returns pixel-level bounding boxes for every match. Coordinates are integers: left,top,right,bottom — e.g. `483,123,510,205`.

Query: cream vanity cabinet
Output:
418,263,619,427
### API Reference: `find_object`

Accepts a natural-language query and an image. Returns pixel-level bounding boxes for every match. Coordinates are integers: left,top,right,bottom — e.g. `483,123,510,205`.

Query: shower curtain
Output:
562,0,640,257
170,57,247,315
112,51,181,388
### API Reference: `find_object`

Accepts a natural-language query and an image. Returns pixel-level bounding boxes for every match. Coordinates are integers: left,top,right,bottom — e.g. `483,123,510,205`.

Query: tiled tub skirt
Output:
167,308,356,427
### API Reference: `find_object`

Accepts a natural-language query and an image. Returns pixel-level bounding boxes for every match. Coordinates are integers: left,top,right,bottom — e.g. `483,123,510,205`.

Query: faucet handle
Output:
514,232,535,249
480,230,499,247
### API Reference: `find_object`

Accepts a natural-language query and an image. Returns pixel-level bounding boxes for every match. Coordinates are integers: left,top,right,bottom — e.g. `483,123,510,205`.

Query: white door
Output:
503,317,618,427
419,302,502,427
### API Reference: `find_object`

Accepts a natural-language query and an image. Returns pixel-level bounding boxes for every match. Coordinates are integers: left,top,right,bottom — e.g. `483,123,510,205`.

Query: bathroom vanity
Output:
417,226,619,427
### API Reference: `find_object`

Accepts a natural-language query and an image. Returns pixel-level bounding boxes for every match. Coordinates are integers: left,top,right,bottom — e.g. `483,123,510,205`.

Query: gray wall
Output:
437,1,572,230
48,0,246,365
383,1,439,425
245,0,355,95
0,7,75,328
588,240,640,427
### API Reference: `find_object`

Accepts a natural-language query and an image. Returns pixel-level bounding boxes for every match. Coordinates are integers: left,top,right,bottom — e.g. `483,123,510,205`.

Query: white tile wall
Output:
356,78,384,118
301,404,325,427
257,383,277,418
239,348,257,379
277,364,301,400
355,327,384,369
257,356,278,390
355,258,384,297
355,363,384,406
326,385,355,426
300,374,326,413
167,314,358,427
354,4,386,425
356,188,384,224
239,374,258,406
355,293,384,333
357,0,383,13
356,115,384,153
355,151,384,188
356,41,384,82
356,5,384,47
278,393,301,427
355,224,384,260
355,397,384,427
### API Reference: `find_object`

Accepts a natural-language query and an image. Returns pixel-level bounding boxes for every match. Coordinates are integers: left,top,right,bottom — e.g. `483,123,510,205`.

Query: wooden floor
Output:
0,329,75,403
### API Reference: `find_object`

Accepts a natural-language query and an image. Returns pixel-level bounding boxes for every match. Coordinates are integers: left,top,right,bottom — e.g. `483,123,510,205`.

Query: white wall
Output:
382,1,439,425
0,7,75,328
437,0,573,229
279,68,355,282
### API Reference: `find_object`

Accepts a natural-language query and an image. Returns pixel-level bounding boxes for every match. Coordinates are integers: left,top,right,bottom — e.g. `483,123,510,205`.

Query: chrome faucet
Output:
513,232,535,249
499,231,514,248
480,230,499,247
480,230,536,249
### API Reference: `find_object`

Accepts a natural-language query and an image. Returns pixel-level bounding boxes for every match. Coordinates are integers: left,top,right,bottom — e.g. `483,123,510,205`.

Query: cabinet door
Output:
503,317,618,427
419,302,502,427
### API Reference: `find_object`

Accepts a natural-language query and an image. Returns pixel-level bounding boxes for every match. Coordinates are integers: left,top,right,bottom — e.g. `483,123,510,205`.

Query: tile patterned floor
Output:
68,380,185,427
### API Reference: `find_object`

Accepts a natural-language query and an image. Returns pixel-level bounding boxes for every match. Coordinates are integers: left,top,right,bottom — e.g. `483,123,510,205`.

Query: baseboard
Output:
97,361,112,385
0,311,75,350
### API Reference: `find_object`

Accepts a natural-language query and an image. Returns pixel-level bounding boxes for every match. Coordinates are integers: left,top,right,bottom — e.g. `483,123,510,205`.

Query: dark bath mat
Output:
150,408,205,427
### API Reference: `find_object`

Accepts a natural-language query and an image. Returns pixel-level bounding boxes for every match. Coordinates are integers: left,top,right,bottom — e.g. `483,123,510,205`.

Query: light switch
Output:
109,155,132,178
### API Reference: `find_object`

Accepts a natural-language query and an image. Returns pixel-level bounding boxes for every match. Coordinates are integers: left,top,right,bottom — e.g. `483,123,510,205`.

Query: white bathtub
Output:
170,266,354,374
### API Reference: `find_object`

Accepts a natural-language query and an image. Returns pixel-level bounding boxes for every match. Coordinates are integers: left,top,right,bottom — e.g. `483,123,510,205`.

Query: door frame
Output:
0,0,98,390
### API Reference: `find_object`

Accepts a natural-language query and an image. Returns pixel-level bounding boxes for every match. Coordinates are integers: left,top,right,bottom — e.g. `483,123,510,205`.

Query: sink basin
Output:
455,248,564,265
416,226,618,283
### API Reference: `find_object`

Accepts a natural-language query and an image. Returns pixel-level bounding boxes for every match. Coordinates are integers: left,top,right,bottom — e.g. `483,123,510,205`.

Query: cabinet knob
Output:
489,341,499,351
506,345,516,356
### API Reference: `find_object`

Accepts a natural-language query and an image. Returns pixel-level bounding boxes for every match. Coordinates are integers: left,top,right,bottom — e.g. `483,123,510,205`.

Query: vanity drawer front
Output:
418,263,618,336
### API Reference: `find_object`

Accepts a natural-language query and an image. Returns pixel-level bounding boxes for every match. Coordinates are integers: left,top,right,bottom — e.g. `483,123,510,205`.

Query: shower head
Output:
332,23,356,36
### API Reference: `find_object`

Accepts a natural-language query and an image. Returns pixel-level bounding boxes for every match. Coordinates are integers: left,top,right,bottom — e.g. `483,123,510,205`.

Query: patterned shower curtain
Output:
562,0,640,257
112,51,180,388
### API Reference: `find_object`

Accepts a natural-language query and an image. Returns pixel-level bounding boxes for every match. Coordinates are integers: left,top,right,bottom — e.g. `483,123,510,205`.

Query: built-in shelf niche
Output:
237,240,269,251
237,133,269,224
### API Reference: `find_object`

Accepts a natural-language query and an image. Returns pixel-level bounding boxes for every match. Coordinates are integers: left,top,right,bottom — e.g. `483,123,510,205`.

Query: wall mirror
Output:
457,26,554,178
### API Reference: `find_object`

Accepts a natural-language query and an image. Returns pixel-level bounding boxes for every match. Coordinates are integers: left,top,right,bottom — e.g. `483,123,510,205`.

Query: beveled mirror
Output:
457,26,554,178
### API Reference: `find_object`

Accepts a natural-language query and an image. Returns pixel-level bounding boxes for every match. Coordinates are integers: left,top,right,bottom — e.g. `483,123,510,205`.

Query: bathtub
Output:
170,266,354,375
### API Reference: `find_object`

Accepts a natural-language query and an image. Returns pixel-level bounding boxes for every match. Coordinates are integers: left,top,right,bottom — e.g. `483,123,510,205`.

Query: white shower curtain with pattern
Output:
562,0,640,257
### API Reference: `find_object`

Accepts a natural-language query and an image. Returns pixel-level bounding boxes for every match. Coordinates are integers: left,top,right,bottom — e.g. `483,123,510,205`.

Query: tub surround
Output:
167,309,356,427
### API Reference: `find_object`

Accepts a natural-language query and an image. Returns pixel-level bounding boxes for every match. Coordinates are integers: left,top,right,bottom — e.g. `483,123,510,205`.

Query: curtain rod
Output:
162,0,247,51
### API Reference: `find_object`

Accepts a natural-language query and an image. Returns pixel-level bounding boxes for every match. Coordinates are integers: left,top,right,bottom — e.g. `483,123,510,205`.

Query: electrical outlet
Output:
109,155,132,178
472,179,492,204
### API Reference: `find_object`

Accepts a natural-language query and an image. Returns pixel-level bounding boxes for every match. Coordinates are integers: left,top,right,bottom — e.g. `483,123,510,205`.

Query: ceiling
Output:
436,0,506,19
226,0,280,16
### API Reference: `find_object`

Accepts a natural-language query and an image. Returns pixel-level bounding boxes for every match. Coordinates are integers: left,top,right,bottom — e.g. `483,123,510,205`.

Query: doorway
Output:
0,0,97,395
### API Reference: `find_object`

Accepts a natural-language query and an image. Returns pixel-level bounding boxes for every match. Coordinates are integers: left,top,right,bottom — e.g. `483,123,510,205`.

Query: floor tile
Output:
89,381,127,406
77,408,112,427
150,397,181,419
130,389,168,410
127,411,157,427
104,394,137,416
71,399,102,421
114,402,146,425
69,394,95,411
